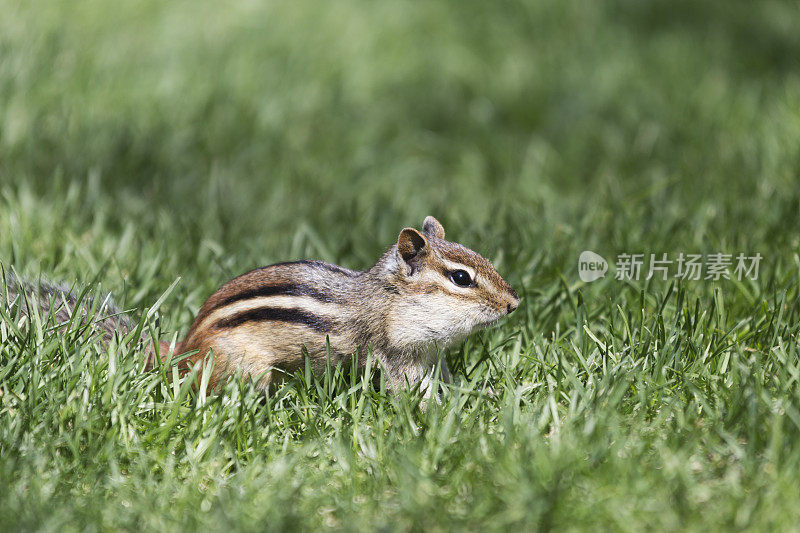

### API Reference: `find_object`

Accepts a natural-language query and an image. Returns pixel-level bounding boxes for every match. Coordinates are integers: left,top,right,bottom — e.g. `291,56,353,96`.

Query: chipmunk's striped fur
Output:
2,216,519,393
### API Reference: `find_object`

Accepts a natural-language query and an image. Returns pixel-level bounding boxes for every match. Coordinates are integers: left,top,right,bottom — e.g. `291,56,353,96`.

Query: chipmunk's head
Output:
383,215,519,353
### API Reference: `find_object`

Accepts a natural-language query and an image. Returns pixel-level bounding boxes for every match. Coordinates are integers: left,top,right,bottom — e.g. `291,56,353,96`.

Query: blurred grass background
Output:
2,0,798,304
2,0,800,530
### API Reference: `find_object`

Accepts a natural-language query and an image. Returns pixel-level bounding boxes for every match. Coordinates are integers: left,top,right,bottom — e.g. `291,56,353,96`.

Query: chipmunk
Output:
2,216,519,393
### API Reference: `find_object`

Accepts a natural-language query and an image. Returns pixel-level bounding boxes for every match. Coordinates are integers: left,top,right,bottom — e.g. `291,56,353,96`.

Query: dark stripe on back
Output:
214,307,335,333
213,283,335,311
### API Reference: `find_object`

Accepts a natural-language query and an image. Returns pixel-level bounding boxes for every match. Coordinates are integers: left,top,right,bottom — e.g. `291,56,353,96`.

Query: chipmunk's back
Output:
178,260,368,388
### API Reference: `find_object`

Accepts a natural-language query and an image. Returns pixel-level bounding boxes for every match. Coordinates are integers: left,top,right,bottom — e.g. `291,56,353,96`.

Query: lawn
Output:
2,0,800,530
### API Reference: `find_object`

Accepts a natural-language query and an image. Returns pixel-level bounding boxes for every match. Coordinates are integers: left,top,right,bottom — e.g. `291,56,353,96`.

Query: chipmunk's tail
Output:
1,270,187,372
0,270,139,342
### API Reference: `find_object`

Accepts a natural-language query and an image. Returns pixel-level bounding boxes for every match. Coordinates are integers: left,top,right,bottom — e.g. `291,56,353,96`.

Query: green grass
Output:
2,0,800,530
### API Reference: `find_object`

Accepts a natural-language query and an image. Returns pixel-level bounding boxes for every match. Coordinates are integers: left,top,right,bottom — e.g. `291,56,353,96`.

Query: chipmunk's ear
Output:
397,228,429,266
422,216,445,240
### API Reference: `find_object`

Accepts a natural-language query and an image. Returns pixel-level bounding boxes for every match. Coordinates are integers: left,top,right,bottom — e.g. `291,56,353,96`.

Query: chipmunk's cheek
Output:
461,305,495,330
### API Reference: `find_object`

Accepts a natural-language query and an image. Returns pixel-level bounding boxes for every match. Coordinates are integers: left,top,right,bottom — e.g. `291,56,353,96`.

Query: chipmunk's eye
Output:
449,269,473,287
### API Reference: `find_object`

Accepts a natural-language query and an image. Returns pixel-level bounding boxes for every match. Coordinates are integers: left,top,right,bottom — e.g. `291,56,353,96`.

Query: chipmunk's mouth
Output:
476,307,515,328
475,315,502,329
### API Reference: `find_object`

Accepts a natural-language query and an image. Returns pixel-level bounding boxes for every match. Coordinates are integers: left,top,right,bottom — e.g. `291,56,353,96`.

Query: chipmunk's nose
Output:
506,295,520,314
